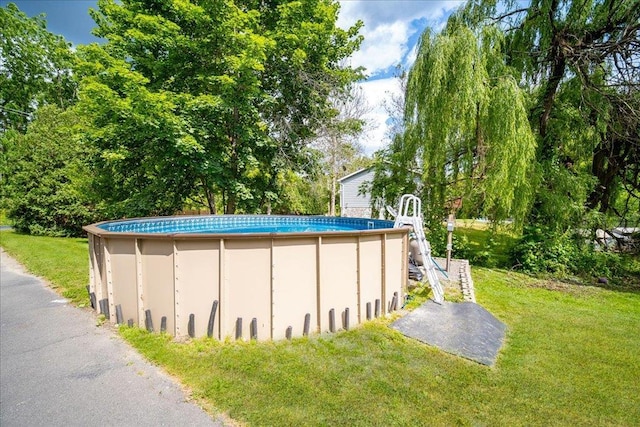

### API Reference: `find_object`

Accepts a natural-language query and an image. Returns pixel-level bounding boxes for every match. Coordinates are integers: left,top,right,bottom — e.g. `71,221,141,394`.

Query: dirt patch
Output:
0,247,30,275
523,278,604,297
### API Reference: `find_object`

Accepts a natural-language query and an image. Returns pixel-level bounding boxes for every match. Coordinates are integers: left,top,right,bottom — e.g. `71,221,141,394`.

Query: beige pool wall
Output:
84,223,409,341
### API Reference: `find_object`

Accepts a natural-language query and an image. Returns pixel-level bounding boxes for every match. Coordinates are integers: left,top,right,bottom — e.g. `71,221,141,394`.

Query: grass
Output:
454,220,517,267
0,230,90,305
118,270,640,426
2,230,639,425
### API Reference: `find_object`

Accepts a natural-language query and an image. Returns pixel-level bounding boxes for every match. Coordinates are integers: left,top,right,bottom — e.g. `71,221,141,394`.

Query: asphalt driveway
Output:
0,249,226,426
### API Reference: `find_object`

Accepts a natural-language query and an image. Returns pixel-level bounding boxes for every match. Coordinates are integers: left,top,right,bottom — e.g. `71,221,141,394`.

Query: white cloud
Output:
338,0,464,75
350,21,412,76
338,0,462,29
356,77,404,154
337,1,465,154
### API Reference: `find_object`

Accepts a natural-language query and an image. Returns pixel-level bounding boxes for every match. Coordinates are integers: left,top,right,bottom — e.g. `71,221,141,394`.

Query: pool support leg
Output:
250,318,258,340
99,299,109,318
207,300,218,338
188,314,195,338
144,310,154,332
236,318,242,340
329,309,336,333
344,307,350,331
115,304,123,324
303,313,310,336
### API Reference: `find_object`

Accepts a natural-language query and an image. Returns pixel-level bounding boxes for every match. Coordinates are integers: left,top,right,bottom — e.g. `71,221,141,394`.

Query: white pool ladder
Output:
393,194,445,304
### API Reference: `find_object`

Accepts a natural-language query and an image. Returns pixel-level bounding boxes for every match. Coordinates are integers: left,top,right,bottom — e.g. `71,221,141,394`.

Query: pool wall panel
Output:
107,239,137,325
319,237,359,333
174,240,220,338
358,235,383,321
224,240,271,341
140,240,175,334
384,234,405,311
272,238,318,339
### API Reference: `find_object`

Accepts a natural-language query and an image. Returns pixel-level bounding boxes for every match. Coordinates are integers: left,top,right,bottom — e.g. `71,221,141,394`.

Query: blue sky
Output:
3,0,463,152
1,1,101,45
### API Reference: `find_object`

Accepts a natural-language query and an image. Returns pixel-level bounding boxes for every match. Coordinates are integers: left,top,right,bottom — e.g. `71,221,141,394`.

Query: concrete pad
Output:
391,301,506,366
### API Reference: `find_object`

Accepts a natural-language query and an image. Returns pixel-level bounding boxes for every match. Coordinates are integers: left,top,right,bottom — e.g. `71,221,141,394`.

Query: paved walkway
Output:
391,300,506,366
398,258,504,365
0,249,226,427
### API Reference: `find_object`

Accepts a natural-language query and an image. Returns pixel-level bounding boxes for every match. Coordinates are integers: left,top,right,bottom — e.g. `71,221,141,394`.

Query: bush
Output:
2,106,99,236
511,226,577,274
511,225,640,286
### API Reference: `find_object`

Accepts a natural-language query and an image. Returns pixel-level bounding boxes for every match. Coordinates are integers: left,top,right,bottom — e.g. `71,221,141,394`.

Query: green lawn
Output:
2,230,639,425
454,220,517,267
0,230,90,305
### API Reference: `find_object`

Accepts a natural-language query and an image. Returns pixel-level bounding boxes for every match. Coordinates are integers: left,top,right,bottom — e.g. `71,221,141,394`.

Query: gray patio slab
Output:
391,300,506,366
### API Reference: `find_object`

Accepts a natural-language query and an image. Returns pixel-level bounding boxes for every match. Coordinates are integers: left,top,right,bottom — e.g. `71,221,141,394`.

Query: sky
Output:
3,0,465,153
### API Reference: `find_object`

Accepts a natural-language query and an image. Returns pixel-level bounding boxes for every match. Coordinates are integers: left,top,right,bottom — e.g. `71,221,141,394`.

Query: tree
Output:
312,82,370,215
2,105,98,236
375,0,639,236
460,0,640,230
75,45,199,218
382,64,408,142
0,3,77,132
374,23,537,230
82,0,363,215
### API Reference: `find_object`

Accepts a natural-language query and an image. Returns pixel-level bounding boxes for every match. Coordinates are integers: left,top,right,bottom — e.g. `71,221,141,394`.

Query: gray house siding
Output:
339,168,377,218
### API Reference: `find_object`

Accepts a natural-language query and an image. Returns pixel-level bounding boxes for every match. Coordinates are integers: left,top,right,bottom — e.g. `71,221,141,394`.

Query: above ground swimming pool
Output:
84,215,409,341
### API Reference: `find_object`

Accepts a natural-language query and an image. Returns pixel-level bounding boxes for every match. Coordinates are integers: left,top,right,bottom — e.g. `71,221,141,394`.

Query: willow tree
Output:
377,23,536,230
458,0,640,230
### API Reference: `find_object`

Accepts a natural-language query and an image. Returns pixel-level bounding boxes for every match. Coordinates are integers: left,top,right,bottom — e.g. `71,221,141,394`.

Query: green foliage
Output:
377,0,638,253
464,0,639,231
374,23,536,230
369,135,421,220
512,226,579,275
445,222,516,268
511,225,640,288
1,106,99,236
0,209,10,226
79,0,363,216
76,45,197,218
271,169,327,214
0,3,77,132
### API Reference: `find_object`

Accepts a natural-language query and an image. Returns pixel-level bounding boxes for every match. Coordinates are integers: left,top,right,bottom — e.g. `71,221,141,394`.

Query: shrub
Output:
2,106,99,236
511,225,640,287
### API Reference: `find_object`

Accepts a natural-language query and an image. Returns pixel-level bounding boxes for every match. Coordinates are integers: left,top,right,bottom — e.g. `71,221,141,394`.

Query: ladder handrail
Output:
394,194,444,304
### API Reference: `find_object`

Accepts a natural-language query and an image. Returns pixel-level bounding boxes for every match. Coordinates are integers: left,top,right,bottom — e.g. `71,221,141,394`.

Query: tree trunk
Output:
588,136,624,213
201,177,217,214
538,55,566,160
329,135,337,216
226,196,237,214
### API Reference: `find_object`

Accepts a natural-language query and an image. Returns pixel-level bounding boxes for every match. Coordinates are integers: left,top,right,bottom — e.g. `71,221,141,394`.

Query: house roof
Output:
338,167,373,183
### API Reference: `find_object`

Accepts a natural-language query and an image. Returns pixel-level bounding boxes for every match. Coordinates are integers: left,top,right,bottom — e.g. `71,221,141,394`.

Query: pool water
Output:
97,215,394,234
